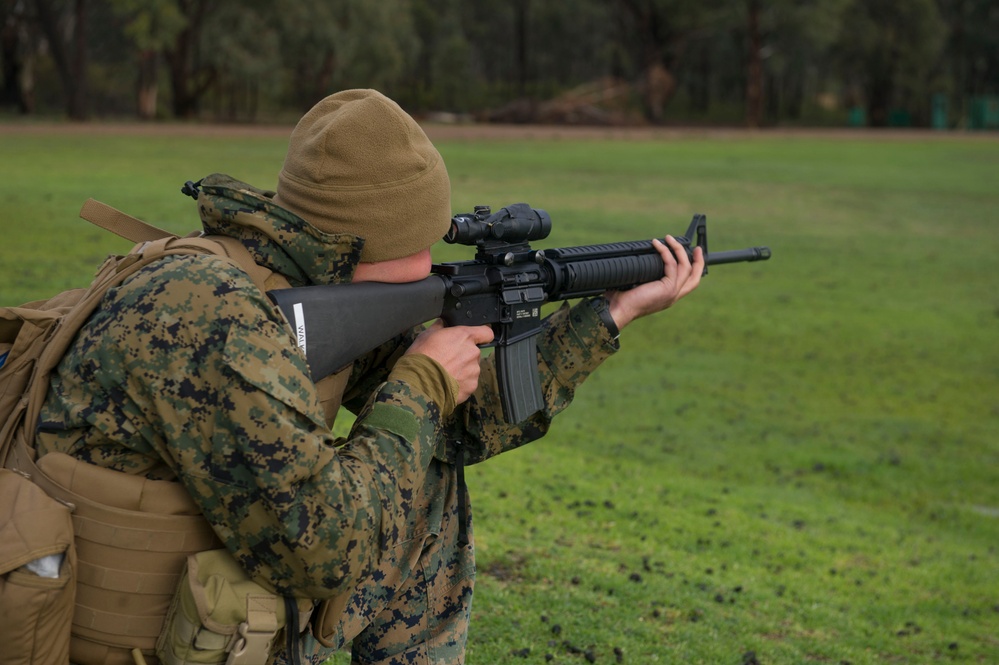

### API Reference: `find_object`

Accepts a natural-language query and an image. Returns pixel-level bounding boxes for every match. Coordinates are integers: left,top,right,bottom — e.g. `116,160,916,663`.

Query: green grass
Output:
2,126,998,663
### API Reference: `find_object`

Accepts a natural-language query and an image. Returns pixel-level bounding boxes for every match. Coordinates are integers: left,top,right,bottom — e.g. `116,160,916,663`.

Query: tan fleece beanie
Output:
274,89,452,262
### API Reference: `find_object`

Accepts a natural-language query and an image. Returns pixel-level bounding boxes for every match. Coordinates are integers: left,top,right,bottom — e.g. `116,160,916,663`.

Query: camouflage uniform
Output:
35,181,619,664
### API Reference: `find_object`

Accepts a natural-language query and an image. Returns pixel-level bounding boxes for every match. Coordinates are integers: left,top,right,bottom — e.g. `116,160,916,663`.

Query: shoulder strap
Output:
79,199,174,243
79,199,284,294
200,235,280,294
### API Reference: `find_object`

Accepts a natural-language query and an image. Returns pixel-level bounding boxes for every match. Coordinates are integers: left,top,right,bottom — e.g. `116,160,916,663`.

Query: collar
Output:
195,173,364,287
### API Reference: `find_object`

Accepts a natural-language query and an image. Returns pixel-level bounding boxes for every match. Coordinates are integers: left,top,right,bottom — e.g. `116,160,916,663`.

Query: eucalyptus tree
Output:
832,0,945,126
937,0,999,124
1,0,36,113
409,0,477,112
32,0,89,119
610,0,730,122
105,0,184,119
275,0,417,113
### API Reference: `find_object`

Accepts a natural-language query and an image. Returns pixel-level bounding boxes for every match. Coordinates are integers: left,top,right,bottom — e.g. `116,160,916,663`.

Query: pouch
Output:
156,549,312,665
0,468,77,665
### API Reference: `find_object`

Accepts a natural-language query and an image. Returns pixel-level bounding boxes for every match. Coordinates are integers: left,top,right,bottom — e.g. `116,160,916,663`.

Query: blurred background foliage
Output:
1,0,998,129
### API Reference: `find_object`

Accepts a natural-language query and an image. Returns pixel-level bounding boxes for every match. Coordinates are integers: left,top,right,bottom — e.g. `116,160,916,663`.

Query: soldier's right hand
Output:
405,321,494,404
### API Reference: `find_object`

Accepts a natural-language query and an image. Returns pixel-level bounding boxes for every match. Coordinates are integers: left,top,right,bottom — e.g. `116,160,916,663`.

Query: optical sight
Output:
446,203,552,246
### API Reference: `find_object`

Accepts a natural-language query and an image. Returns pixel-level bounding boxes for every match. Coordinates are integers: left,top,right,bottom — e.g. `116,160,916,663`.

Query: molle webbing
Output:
8,441,220,665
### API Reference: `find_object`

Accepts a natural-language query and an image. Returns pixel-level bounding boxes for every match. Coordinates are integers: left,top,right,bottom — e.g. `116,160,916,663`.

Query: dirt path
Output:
2,119,996,142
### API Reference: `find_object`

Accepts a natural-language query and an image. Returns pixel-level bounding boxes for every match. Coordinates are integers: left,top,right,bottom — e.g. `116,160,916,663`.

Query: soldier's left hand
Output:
605,235,704,331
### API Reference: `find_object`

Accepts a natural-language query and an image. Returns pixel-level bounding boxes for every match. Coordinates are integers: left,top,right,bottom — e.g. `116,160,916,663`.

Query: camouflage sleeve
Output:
62,255,448,598
404,300,618,466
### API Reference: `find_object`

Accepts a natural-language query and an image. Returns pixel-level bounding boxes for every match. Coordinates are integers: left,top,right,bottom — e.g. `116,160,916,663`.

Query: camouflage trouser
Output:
271,459,475,665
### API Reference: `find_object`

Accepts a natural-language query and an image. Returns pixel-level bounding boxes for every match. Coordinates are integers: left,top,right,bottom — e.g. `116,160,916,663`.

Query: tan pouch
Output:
6,443,222,665
0,468,77,665
156,549,312,665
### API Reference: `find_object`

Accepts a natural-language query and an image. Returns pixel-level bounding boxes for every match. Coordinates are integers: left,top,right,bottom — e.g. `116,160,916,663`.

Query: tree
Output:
323,0,417,100
937,0,999,125
198,0,282,121
106,0,185,120
274,0,344,113
275,0,417,114
745,0,763,127
32,0,89,119
611,0,726,122
160,0,217,118
408,0,477,112
1,0,35,113
729,0,849,126
833,0,945,126
759,0,847,123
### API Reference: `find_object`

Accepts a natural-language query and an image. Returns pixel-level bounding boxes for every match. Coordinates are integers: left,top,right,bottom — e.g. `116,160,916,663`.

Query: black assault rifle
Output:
268,204,770,424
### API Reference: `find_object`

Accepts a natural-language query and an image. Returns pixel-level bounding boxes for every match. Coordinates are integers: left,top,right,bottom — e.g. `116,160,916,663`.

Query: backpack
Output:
0,189,282,665
0,196,271,467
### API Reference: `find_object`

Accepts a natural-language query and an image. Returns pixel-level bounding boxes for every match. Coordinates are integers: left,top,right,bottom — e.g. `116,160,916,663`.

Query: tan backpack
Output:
0,196,282,665
0,197,275,468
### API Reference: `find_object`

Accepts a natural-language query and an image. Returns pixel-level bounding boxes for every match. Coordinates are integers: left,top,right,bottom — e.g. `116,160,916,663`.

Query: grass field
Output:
2,124,997,664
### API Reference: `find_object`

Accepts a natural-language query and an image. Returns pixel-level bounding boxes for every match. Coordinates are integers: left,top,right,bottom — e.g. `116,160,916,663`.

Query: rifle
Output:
268,204,771,423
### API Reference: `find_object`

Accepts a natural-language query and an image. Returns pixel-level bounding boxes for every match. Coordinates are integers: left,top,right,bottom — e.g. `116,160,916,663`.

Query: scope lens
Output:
445,214,485,244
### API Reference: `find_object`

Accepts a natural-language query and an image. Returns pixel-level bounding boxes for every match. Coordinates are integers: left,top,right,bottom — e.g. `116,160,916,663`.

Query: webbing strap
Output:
225,595,279,665
76,558,180,595
73,602,167,641
203,235,274,295
69,509,220,552
80,198,277,297
79,199,174,244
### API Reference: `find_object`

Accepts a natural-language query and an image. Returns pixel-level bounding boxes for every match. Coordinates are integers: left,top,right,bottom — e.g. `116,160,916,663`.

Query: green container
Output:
931,94,948,130
968,97,999,129
888,108,911,127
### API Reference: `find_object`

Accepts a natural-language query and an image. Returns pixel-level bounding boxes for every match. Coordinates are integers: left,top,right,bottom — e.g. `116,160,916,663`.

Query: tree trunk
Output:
866,80,891,127
0,9,32,114
136,49,158,120
865,50,894,127
166,22,194,117
745,0,764,128
616,0,683,124
34,0,88,120
515,0,529,97
691,43,711,113
69,0,86,119
163,0,215,119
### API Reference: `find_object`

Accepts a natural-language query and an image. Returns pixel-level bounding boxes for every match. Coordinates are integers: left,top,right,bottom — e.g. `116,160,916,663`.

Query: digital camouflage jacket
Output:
34,175,620,600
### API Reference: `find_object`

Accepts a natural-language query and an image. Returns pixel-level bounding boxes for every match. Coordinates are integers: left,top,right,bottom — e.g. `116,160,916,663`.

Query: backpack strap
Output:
200,235,281,294
79,199,283,295
79,199,174,243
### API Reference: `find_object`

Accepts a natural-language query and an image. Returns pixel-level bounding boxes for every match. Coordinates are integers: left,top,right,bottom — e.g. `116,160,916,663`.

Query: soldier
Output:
34,89,703,664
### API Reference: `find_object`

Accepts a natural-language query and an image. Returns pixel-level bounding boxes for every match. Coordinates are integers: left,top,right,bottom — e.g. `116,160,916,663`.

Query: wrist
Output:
389,354,459,416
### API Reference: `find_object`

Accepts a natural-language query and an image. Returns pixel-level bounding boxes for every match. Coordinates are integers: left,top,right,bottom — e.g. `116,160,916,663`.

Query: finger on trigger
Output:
472,325,495,345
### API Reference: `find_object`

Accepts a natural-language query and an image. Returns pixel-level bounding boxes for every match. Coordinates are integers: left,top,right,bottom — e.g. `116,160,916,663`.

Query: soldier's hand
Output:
606,235,704,331
406,321,494,403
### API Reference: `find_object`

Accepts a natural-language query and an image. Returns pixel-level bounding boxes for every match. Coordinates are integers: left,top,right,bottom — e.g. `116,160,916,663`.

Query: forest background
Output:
2,0,998,130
